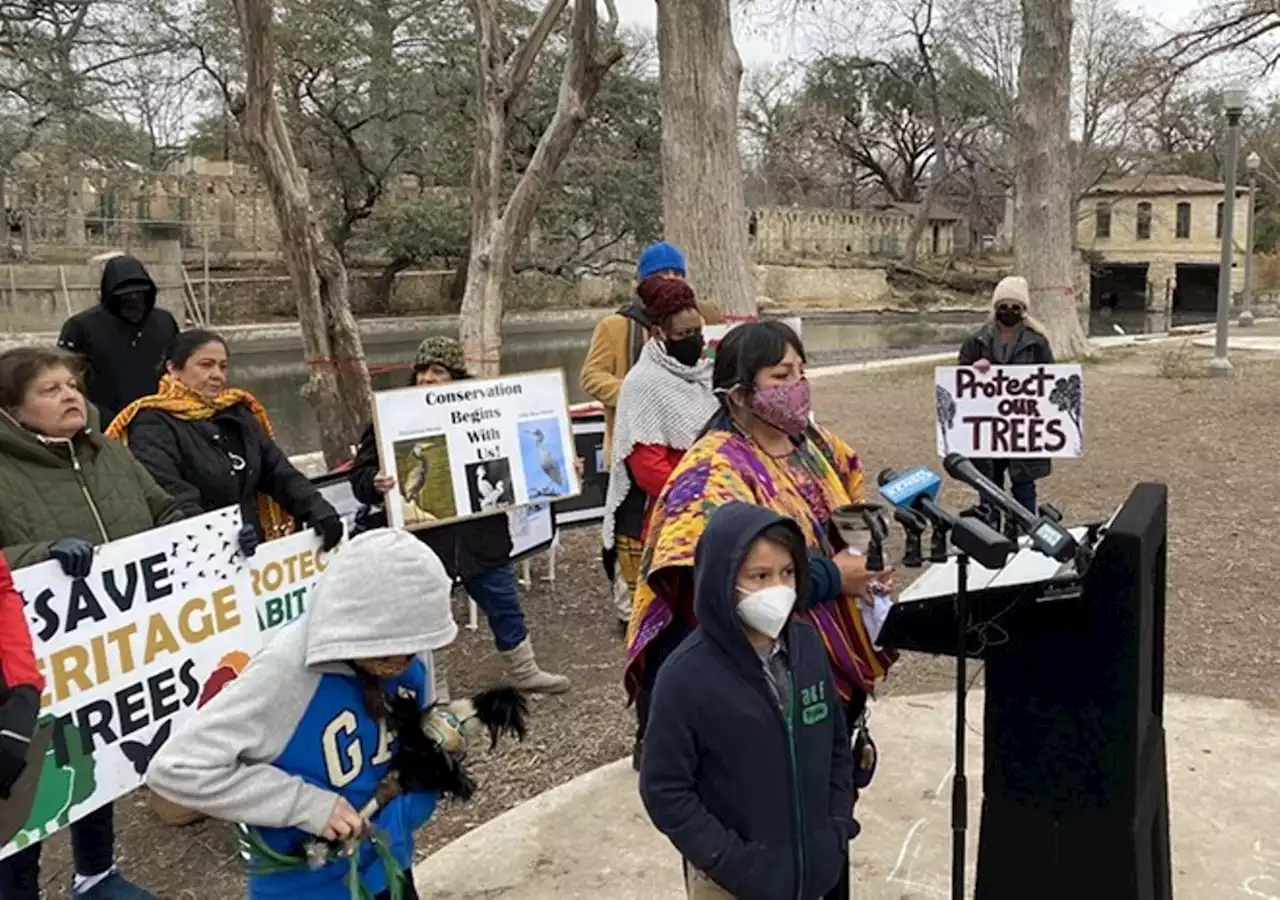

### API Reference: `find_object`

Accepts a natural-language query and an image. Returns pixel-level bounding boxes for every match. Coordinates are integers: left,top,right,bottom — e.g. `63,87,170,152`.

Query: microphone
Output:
893,507,926,568
877,467,1015,570
831,502,890,571
941,453,1078,563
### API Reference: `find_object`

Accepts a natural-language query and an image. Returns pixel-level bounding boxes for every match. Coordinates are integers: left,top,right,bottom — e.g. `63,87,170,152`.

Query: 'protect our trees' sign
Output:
933,364,1083,458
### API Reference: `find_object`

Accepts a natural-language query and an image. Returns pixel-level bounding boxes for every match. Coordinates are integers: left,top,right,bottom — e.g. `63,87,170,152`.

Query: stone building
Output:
1078,175,1249,327
5,154,282,262
748,203,963,264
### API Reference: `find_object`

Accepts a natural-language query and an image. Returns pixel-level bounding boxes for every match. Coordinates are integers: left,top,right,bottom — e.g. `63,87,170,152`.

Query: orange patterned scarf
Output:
106,376,295,539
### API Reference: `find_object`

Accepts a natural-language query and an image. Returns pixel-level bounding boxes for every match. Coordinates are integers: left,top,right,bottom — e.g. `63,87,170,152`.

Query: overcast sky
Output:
611,0,1211,70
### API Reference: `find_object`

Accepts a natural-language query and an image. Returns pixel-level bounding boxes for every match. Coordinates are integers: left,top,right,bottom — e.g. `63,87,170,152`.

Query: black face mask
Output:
995,308,1024,327
664,333,705,367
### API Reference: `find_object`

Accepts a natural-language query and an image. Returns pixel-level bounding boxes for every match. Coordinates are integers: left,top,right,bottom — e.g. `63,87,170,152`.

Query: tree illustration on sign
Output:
8,718,98,850
1049,374,1082,434
935,384,957,452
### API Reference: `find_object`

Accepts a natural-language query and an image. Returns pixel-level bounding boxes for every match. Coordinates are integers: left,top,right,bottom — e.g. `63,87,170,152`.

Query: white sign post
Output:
934,364,1083,458
372,369,581,531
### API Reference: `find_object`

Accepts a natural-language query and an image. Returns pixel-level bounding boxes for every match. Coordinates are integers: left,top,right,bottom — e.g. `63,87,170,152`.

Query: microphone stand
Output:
951,550,970,900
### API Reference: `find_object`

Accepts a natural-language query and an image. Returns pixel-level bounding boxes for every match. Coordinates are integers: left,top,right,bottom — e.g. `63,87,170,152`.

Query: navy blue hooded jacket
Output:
639,502,855,900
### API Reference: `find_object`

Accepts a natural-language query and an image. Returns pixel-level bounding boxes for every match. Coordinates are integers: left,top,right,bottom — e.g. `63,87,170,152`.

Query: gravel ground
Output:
26,338,1280,897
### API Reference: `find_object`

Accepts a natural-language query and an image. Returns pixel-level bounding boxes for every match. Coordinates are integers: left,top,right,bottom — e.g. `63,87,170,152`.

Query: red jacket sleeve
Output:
627,443,686,499
0,553,43,696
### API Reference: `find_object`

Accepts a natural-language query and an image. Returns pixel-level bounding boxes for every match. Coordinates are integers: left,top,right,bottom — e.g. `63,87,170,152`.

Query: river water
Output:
234,310,988,456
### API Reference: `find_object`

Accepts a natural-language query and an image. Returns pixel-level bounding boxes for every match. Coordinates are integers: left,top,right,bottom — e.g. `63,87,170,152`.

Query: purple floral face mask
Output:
749,378,811,436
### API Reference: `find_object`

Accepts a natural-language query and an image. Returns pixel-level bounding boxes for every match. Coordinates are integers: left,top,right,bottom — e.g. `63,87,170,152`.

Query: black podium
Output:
880,483,1173,900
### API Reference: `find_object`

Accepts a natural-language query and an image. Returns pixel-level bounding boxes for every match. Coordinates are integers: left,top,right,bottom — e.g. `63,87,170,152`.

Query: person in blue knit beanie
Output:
636,241,688,281
580,241,724,630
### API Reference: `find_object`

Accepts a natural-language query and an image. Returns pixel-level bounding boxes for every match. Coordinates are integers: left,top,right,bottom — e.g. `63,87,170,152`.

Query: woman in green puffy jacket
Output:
0,345,183,900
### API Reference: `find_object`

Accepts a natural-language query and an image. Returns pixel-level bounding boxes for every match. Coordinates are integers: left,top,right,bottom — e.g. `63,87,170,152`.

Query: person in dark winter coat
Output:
57,254,179,425
640,502,855,900
0,346,180,900
957,275,1056,521
106,330,343,558
349,336,569,696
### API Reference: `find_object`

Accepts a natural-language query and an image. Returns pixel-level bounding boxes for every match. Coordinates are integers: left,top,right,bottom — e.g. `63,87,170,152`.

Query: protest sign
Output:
508,503,556,562
1,509,261,861
552,408,609,528
934,364,1083,458
250,530,330,635
373,369,581,531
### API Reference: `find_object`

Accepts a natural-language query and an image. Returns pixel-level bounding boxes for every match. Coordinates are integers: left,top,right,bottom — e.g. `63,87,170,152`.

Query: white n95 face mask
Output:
735,585,797,639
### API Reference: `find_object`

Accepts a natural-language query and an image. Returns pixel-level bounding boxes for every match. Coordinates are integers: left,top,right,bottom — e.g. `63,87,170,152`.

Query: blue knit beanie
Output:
636,241,687,281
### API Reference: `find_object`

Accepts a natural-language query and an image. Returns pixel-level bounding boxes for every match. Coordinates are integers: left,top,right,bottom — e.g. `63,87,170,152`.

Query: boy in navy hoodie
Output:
640,502,855,900
147,529,456,899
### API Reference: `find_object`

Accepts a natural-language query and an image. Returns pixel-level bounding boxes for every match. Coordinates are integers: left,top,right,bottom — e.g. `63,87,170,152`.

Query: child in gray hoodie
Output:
147,529,457,899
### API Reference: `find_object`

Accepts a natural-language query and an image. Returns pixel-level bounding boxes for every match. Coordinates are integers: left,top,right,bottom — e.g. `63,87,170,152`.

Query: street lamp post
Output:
1240,150,1262,326
1210,86,1248,377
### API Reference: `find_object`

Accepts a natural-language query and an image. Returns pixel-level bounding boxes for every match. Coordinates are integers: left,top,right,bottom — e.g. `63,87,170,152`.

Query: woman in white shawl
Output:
602,277,719,648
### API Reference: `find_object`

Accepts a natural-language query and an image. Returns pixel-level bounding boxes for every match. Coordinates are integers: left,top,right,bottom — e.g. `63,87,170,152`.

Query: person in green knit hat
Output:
348,336,570,695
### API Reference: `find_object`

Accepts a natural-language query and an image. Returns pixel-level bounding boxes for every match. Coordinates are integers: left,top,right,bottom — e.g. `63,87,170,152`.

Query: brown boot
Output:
499,639,570,694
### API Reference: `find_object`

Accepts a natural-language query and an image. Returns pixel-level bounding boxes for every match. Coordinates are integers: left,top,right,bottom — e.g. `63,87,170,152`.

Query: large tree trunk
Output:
1015,0,1091,358
231,0,374,466
461,0,622,376
657,0,756,316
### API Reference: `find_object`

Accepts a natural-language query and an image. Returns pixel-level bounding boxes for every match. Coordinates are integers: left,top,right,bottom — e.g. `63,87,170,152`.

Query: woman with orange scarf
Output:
107,330,342,558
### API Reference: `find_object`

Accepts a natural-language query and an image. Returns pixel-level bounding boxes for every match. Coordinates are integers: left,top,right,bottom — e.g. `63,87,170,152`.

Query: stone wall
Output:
0,258,190,332
750,205,959,263
753,264,892,309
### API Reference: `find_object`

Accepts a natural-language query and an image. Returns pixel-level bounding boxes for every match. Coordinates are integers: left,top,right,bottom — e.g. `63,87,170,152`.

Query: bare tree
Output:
1016,0,1090,357
230,0,373,466
1159,2,1280,75
657,0,756,316
899,0,948,265
461,0,623,376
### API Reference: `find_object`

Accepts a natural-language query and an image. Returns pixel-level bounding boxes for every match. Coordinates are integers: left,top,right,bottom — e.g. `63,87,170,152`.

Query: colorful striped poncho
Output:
624,421,897,703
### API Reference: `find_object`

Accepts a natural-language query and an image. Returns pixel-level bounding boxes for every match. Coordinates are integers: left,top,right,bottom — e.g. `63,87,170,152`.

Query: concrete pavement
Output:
1190,335,1280,353
413,690,1280,899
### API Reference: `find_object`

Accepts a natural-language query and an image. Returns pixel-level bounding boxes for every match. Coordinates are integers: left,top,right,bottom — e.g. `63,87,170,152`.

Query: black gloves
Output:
49,538,94,579
0,686,39,799
313,514,344,552
237,523,261,558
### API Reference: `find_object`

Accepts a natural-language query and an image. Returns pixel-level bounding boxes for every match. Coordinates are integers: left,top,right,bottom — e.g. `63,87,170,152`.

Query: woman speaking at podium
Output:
624,321,895,900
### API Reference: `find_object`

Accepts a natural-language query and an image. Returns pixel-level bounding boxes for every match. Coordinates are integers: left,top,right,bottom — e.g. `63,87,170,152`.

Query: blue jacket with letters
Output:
147,534,444,899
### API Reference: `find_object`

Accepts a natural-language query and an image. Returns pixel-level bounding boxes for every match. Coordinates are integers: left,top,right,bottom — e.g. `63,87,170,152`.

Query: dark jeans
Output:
461,564,527,652
374,869,419,900
979,460,1038,518
0,804,115,900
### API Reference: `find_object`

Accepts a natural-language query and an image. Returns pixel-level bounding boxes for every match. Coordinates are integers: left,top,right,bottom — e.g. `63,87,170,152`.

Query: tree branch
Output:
505,0,569,108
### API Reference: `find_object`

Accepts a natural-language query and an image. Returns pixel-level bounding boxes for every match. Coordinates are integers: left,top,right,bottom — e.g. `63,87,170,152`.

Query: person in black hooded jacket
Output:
57,254,179,425
106,330,343,558
640,502,855,900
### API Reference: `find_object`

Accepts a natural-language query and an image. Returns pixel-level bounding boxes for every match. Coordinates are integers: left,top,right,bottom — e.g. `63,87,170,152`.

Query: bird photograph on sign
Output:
519,419,572,500
391,435,455,524
465,458,515,514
